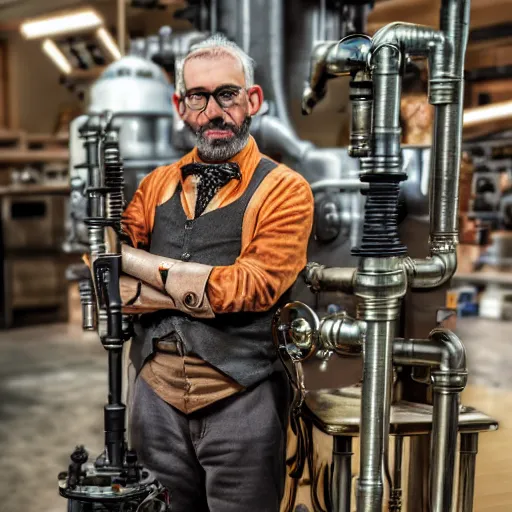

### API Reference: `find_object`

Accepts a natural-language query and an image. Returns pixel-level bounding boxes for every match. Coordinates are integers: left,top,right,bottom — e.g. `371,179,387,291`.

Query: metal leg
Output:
331,436,353,512
456,433,479,512
407,434,431,512
389,435,404,512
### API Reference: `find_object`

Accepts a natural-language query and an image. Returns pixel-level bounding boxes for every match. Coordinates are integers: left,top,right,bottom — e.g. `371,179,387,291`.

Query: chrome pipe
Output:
303,262,356,294
357,319,396,512
354,257,407,512
404,252,457,289
349,71,373,158
320,312,364,356
302,35,371,114
393,329,468,512
456,433,479,512
332,436,353,512
249,115,313,161
430,372,466,512
268,0,295,131
429,0,471,246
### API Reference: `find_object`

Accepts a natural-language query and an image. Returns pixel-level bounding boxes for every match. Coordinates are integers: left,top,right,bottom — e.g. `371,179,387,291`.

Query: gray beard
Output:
187,117,252,162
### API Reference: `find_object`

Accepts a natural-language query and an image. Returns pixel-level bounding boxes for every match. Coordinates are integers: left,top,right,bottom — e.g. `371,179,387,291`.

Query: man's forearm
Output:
121,244,215,318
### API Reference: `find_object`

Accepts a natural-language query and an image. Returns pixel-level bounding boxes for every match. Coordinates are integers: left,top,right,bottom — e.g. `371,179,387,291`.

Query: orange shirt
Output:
121,136,315,314
122,136,314,413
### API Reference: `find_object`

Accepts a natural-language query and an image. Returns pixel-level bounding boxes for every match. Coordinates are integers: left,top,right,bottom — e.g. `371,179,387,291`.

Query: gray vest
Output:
131,157,291,387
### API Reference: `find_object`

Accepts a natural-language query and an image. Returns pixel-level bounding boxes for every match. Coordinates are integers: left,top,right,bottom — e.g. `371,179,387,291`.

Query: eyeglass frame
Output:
181,84,247,113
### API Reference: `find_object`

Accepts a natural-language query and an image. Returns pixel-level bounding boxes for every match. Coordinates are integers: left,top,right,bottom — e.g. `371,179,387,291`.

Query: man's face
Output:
173,53,263,162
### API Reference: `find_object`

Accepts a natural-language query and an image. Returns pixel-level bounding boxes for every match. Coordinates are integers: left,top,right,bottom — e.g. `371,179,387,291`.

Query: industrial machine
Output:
59,113,168,511
61,0,498,511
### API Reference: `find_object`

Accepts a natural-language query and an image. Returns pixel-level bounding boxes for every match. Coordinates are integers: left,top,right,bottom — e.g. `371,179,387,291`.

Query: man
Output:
119,34,314,512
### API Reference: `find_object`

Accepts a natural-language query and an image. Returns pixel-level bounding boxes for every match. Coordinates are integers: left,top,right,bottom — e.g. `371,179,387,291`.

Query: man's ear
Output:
247,85,264,116
173,93,186,117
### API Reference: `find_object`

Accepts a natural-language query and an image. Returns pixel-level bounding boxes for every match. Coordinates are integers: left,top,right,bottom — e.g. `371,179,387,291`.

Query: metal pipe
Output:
268,0,295,131
404,252,457,289
249,115,313,161
303,262,356,294
357,319,396,511
332,436,353,512
429,0,471,244
457,433,479,512
349,71,373,158
320,312,364,356
210,0,218,33
411,0,470,284
430,372,466,512
393,329,468,512
302,35,371,115
367,23,448,176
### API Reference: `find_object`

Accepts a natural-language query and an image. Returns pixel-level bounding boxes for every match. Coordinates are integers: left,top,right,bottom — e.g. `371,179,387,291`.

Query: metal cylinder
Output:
357,318,396,512
320,312,363,356
430,371,468,512
349,74,373,158
332,436,353,512
368,44,402,175
456,433,479,512
429,0,471,247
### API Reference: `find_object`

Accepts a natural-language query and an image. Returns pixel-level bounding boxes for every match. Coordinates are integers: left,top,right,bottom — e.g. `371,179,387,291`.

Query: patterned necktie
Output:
181,162,242,218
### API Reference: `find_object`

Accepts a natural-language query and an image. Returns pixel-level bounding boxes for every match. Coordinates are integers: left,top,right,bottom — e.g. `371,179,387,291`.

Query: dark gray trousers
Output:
130,370,291,512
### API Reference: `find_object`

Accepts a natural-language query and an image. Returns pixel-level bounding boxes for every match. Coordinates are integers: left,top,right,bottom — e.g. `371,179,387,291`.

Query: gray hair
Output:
174,33,255,96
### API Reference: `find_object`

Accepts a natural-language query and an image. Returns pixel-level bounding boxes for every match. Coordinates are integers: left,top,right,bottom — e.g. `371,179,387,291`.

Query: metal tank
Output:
65,55,179,254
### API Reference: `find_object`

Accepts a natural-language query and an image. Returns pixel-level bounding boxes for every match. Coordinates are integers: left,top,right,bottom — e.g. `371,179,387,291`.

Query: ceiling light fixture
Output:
464,100,512,127
96,27,121,60
42,39,72,74
20,9,102,40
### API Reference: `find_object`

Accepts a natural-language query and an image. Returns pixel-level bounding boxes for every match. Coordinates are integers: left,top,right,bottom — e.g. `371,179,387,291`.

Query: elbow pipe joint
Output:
404,251,457,289
370,23,453,104
302,35,372,115
429,328,466,374
303,262,356,294
393,328,467,386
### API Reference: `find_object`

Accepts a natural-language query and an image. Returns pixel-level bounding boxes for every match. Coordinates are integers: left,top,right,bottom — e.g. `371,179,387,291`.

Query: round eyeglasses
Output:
184,85,244,112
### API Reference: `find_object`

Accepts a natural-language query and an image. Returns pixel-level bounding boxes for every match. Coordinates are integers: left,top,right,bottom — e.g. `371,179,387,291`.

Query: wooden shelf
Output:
68,67,106,83
0,184,70,197
0,149,69,163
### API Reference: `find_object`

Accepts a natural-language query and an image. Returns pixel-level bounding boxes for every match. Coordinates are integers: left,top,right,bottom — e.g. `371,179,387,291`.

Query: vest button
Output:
181,252,191,261
184,220,193,230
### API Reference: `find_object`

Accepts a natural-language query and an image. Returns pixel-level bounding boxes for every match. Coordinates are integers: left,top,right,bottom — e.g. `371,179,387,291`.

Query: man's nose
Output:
203,95,224,119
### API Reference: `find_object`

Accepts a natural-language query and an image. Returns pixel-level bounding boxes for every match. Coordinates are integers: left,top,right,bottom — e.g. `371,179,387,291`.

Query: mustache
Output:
197,118,238,135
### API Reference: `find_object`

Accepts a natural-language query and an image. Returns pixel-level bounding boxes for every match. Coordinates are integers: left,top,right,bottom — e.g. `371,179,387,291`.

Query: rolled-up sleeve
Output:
207,168,314,313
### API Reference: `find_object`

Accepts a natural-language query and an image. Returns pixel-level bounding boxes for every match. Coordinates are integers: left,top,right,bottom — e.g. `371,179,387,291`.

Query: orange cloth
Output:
122,136,314,412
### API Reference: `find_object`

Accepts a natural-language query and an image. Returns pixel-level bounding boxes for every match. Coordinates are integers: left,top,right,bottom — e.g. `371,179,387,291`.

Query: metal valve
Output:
272,301,320,362
272,301,364,366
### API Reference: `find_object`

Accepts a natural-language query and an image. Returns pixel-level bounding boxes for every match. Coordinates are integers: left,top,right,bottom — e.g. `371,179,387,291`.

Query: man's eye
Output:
188,94,203,101
219,91,236,100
